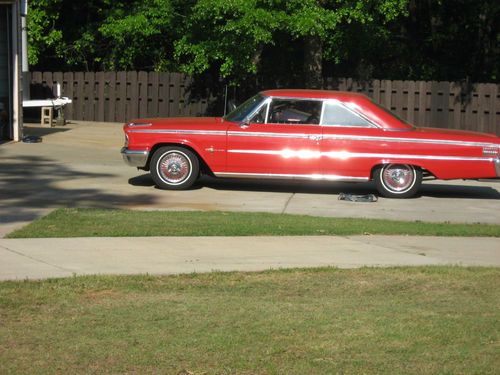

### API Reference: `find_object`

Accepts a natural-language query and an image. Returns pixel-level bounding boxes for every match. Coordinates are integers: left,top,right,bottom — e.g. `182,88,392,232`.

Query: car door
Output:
320,100,387,181
225,98,323,178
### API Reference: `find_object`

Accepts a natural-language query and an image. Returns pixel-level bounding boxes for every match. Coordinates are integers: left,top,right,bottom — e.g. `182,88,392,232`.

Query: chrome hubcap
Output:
382,164,415,192
159,152,191,184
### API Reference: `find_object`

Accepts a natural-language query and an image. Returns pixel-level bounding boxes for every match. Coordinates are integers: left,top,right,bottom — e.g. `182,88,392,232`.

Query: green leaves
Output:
26,0,411,80
27,0,499,85
27,0,63,65
174,0,282,81
173,0,411,83
98,0,175,70
28,0,180,71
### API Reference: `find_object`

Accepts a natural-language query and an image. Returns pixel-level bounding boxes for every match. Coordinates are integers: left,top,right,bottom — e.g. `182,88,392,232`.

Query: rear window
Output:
321,101,373,127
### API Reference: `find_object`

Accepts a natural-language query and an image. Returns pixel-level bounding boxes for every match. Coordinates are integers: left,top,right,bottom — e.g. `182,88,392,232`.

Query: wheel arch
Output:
369,162,435,180
145,142,213,176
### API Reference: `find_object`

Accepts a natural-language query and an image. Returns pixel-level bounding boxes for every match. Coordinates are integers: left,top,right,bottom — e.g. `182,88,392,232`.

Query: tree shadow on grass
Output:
0,154,156,229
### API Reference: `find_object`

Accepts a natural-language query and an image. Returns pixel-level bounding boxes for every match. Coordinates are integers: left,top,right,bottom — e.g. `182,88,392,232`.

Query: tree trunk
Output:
304,36,323,89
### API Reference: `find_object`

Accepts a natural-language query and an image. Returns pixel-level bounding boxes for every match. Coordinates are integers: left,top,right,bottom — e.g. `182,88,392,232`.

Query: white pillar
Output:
11,0,22,141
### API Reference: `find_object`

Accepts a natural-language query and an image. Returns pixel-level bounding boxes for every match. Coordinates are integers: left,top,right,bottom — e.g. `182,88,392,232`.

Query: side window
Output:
268,100,321,124
321,101,373,127
249,102,268,123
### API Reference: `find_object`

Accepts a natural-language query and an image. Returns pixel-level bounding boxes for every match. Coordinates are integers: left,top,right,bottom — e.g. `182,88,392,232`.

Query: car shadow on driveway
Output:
419,183,500,200
129,173,500,200
129,173,377,195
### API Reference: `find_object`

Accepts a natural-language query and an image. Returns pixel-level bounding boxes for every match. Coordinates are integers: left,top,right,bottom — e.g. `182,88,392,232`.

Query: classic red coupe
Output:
121,89,500,198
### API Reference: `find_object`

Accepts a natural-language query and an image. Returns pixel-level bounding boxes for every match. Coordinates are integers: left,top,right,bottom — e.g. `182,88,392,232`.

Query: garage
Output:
0,0,22,142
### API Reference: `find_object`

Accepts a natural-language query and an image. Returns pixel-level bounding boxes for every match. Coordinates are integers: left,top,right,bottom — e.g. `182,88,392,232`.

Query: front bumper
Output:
121,147,149,168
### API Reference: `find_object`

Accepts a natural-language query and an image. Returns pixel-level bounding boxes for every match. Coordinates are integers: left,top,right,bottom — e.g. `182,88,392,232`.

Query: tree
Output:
28,0,185,71
399,0,500,82
27,0,63,67
174,0,409,88
28,0,499,84
174,0,282,82
98,0,191,71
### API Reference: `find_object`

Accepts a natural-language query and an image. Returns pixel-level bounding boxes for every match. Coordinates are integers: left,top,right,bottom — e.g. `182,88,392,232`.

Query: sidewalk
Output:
1,235,499,280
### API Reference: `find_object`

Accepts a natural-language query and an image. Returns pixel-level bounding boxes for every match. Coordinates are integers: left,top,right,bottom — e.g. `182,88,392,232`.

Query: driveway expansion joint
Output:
0,242,75,274
282,192,295,214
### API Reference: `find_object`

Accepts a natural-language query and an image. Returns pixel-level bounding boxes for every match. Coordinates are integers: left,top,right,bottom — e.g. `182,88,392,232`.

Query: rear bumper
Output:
121,147,149,168
495,157,500,177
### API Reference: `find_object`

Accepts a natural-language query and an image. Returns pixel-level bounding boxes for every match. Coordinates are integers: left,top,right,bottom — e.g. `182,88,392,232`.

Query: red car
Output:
121,89,500,198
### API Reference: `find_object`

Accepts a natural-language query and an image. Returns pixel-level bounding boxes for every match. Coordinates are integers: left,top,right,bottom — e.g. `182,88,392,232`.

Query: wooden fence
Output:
324,78,499,135
29,71,499,134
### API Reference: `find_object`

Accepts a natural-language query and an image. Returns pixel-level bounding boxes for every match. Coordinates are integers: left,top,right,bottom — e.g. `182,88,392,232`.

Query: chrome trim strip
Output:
227,149,495,162
128,129,226,136
228,131,499,148
121,147,149,168
264,95,326,102
228,131,318,139
213,172,369,182
229,149,321,158
133,128,499,150
322,134,499,148
127,122,152,127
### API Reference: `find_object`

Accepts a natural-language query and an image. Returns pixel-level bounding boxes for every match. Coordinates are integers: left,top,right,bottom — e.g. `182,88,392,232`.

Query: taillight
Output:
483,146,499,156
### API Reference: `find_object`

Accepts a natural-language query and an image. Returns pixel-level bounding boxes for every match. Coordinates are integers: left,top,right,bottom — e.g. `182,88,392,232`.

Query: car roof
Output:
260,89,368,101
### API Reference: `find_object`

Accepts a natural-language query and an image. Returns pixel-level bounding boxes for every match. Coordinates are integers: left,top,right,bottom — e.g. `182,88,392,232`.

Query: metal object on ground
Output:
22,135,42,143
338,193,378,202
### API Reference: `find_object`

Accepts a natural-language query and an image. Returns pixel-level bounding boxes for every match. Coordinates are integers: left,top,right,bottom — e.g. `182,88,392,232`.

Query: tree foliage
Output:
28,0,499,86
27,0,63,66
173,0,409,86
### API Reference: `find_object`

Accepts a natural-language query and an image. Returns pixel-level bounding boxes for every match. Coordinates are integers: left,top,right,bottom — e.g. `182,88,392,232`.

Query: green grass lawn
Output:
6,208,500,238
1,267,499,374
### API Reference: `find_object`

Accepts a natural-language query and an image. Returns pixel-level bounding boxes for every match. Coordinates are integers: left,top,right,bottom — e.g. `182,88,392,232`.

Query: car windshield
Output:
225,94,265,122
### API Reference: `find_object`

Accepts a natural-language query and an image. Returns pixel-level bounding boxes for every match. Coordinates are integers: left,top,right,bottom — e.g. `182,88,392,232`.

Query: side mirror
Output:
239,119,250,129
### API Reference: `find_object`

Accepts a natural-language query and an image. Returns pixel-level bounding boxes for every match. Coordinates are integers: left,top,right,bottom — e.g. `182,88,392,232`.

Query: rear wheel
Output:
150,146,199,190
374,164,422,198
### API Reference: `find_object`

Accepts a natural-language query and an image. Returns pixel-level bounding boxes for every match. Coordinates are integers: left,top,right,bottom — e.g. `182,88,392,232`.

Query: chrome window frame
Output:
320,99,380,128
244,97,272,123
260,96,324,125
245,95,382,128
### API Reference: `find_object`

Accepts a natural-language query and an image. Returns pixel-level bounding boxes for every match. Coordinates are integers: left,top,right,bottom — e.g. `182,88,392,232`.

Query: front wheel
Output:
150,146,199,190
374,164,422,198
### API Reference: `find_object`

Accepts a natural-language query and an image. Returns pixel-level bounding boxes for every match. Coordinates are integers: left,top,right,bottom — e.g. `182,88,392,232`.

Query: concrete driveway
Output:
0,121,499,280
1,121,499,238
